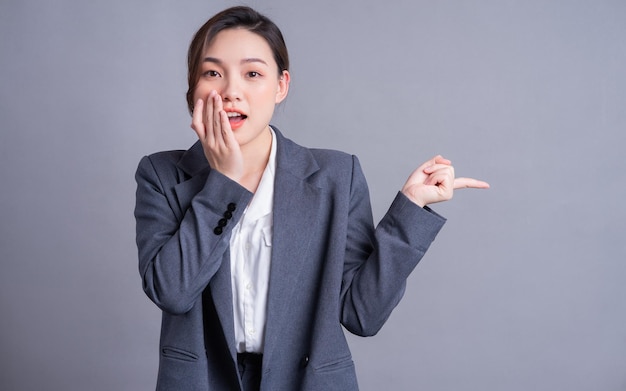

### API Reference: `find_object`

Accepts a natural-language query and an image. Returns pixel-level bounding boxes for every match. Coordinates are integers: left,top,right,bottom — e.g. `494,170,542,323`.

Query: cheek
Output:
192,82,209,101
256,87,278,106
257,83,280,103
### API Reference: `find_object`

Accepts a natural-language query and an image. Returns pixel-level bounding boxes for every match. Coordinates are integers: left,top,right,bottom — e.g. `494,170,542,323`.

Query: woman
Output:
134,6,489,391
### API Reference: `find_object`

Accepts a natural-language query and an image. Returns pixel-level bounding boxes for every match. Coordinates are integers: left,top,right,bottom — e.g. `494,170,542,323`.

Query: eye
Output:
247,71,261,78
202,70,221,78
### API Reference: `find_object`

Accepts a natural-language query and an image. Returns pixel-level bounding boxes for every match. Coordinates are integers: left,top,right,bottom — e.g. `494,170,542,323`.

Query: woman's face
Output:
193,28,289,149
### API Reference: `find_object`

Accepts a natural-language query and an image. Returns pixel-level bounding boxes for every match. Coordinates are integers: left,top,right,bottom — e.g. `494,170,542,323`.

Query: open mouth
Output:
226,112,247,129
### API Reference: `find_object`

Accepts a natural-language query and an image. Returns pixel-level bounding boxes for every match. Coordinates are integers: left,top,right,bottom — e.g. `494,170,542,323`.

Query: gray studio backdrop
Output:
1,0,625,390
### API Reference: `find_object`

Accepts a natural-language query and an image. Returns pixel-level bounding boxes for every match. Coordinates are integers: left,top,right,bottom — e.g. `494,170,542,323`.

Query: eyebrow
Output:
202,57,269,66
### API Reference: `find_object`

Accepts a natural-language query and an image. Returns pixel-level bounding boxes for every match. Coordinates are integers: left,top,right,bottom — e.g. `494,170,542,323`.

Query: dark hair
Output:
185,6,289,114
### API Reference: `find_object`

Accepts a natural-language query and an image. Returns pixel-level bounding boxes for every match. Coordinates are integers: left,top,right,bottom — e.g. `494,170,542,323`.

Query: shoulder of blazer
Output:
142,126,357,183
140,140,208,183
272,126,356,180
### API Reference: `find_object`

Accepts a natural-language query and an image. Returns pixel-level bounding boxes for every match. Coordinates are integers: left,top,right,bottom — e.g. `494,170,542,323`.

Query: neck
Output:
241,126,272,173
239,126,272,192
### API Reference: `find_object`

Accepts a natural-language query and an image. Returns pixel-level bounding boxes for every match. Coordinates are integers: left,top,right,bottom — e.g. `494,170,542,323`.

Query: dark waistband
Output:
237,352,263,365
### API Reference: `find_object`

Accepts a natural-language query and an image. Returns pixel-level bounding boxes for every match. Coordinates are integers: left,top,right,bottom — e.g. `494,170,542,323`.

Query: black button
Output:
213,226,223,235
218,218,228,227
227,203,236,212
223,210,233,219
300,355,309,368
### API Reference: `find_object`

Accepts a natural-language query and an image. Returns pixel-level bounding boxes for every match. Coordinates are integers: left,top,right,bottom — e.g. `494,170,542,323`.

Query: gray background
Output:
1,0,625,390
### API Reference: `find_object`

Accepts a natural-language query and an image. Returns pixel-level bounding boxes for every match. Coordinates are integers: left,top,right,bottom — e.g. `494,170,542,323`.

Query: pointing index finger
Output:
453,177,490,190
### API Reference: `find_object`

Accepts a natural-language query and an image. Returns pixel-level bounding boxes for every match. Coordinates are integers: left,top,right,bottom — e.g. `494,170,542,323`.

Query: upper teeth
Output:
227,112,242,117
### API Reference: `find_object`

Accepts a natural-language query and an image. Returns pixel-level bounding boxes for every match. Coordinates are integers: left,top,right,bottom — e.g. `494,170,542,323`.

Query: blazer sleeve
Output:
340,155,446,336
134,154,253,315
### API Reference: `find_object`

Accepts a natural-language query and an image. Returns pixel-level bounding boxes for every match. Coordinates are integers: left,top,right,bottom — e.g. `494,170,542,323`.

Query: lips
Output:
225,110,247,130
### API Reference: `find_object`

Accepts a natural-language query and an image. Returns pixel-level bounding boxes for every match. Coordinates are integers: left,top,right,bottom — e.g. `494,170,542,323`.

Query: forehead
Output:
204,28,276,65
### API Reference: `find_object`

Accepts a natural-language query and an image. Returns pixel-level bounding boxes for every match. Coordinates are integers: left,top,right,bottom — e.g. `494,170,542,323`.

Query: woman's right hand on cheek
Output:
191,90,244,183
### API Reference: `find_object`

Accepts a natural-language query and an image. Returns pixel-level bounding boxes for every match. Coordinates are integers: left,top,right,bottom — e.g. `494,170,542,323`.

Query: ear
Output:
275,70,290,104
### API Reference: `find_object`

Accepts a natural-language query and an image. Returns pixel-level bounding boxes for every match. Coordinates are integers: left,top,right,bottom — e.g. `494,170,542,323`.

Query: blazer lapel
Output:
208,253,238,360
263,129,322,364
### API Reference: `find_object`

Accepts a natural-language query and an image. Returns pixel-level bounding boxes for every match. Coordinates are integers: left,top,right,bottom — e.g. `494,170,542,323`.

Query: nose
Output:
221,75,241,102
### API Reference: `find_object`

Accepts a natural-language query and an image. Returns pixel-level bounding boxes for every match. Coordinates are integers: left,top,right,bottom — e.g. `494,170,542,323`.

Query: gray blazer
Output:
134,127,446,390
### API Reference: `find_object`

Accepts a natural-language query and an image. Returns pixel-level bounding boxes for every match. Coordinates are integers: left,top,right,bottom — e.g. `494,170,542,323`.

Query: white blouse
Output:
229,129,276,354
